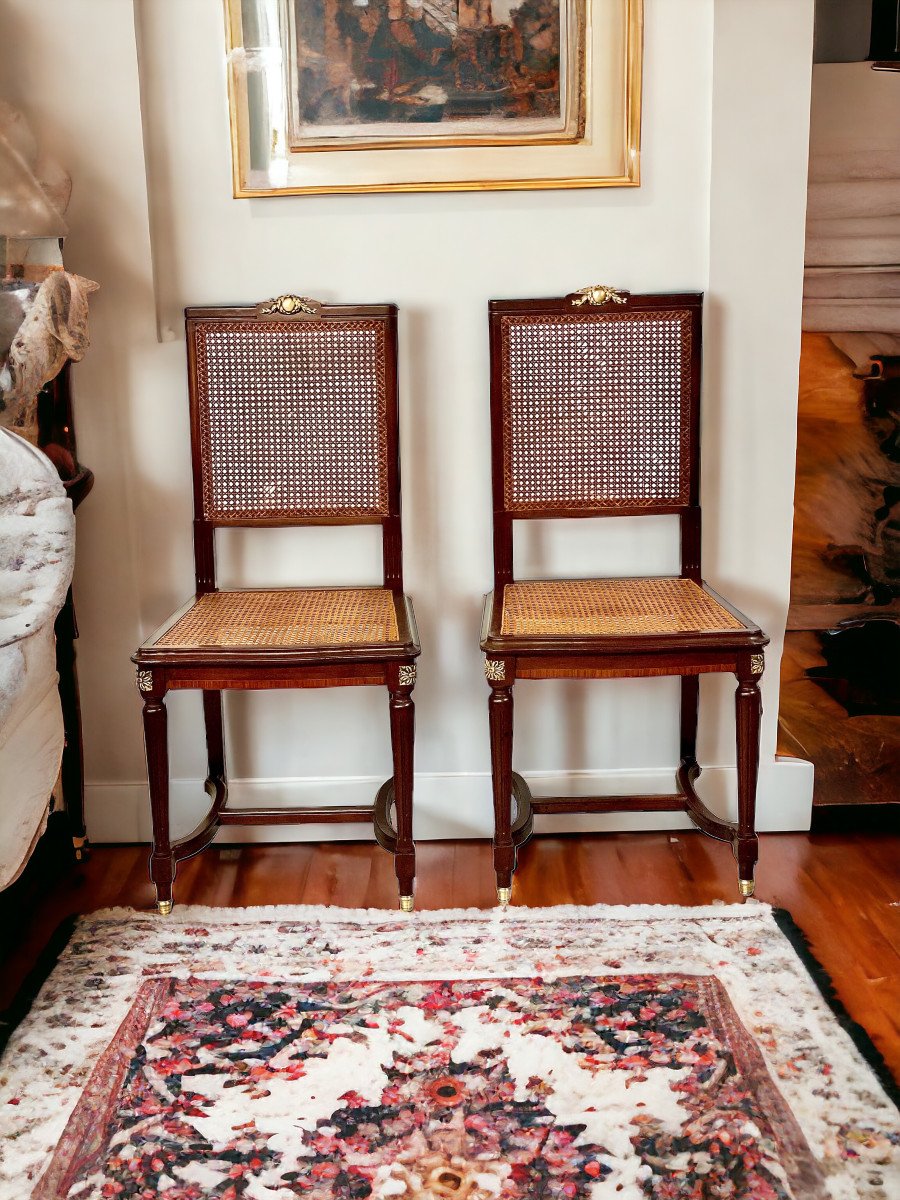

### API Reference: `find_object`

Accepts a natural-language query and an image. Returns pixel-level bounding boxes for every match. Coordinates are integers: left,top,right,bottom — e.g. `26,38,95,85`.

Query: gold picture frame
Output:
225,0,642,197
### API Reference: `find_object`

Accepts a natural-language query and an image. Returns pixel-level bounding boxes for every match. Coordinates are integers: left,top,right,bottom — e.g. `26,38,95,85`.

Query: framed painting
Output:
224,0,642,195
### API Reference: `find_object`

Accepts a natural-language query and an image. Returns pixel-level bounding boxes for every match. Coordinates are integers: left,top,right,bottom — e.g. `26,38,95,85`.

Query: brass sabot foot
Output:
399,895,414,913
157,899,173,916
738,879,755,899
497,887,512,908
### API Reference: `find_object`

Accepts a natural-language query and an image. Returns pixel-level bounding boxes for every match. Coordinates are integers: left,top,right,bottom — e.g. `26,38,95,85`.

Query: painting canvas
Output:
285,0,585,148
225,0,641,196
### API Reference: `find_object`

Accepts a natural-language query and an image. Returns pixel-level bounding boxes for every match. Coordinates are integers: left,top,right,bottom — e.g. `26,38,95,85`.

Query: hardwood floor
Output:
3,831,899,1078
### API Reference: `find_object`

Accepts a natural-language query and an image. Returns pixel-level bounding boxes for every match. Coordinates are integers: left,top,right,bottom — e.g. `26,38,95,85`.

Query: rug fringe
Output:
771,908,900,1108
78,900,773,924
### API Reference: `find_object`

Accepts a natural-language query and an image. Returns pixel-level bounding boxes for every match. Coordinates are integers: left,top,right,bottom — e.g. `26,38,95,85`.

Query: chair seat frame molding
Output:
481,289,769,906
133,301,419,915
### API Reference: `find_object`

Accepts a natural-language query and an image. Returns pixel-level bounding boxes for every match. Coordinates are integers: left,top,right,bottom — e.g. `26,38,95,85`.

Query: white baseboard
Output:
85,759,813,844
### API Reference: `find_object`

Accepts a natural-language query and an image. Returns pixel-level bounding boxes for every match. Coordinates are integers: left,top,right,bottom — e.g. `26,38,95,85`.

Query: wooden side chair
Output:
133,298,419,914
481,287,769,905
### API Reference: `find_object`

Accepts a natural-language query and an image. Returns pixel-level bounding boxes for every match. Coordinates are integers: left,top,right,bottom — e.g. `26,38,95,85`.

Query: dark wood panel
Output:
779,334,900,809
2,833,897,1077
779,631,900,807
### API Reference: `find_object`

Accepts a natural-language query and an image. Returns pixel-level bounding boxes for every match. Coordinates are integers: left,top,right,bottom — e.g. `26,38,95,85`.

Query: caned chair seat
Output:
147,587,411,655
490,577,755,646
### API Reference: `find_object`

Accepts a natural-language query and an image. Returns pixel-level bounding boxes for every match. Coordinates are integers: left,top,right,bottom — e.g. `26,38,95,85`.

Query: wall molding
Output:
85,759,814,844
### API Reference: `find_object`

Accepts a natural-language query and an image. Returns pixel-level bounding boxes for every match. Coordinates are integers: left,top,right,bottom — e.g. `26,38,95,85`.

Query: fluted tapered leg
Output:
734,660,763,897
202,689,226,787
488,677,515,903
141,678,175,914
680,675,700,767
389,673,416,910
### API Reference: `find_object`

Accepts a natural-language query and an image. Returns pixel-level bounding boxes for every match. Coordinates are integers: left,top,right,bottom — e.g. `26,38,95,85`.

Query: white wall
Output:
1,0,815,844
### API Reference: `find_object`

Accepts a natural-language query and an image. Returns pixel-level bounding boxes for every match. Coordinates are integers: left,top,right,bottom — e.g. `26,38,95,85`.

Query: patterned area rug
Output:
0,903,896,1200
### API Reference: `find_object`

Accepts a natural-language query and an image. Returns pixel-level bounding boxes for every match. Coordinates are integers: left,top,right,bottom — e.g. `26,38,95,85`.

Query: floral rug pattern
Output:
0,904,897,1200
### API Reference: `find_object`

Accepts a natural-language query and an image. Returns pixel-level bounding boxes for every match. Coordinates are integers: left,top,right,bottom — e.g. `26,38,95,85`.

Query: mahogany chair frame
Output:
481,290,769,904
133,301,418,913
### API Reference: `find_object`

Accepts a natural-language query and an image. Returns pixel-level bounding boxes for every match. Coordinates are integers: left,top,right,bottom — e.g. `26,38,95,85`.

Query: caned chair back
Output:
184,303,402,590
488,292,703,584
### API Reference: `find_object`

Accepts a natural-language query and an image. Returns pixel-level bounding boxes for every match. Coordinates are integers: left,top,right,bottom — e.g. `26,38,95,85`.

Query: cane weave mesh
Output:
500,578,744,637
153,589,400,649
194,319,389,521
499,310,693,512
